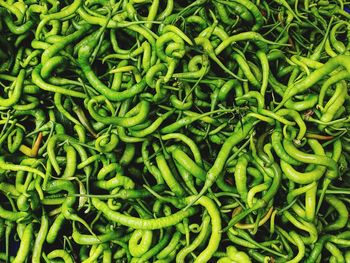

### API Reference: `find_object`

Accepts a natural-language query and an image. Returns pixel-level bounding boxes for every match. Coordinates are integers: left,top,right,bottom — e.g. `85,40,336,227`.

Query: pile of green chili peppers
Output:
0,0,350,262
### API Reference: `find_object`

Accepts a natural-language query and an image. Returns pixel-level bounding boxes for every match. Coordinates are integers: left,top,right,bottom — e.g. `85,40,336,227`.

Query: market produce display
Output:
0,0,350,262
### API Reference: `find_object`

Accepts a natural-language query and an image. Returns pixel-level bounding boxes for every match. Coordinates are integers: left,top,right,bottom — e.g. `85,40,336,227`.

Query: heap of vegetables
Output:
0,0,350,262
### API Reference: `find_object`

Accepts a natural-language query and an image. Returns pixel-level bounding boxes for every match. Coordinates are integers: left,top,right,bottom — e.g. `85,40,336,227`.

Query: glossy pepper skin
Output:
0,0,350,262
